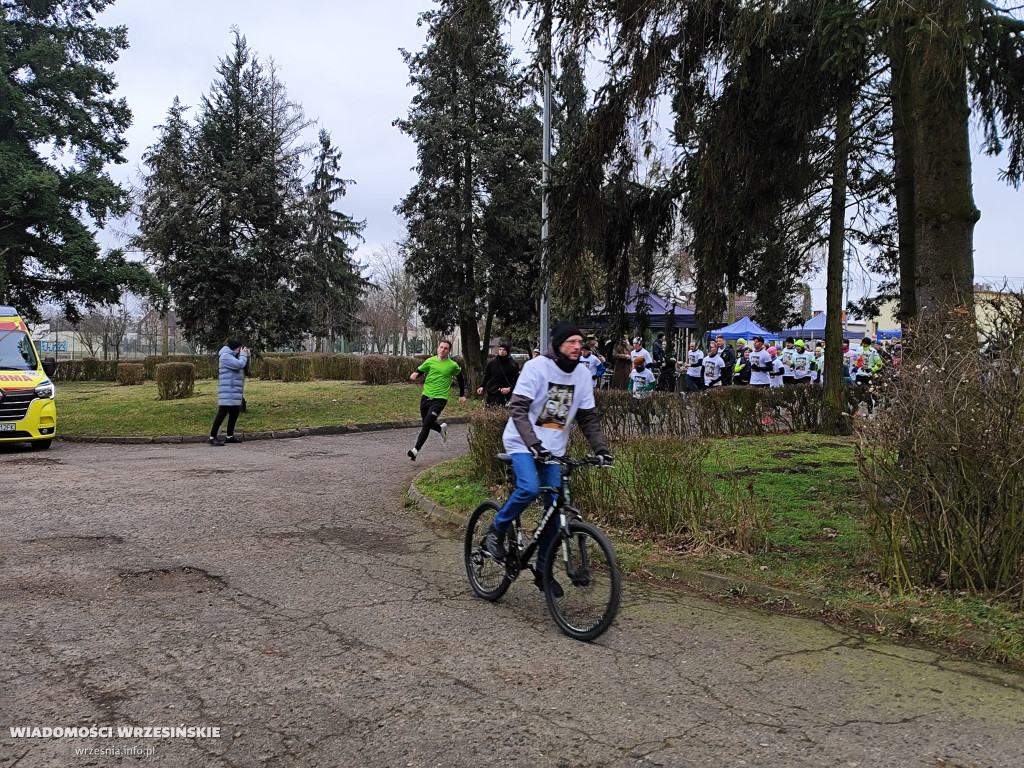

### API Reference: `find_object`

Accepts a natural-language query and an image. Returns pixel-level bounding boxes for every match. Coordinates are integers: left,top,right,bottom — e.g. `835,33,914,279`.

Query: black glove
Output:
529,444,554,462
596,450,614,467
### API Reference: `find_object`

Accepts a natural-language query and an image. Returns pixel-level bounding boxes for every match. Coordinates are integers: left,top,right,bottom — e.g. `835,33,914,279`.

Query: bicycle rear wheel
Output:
542,520,621,641
464,500,512,601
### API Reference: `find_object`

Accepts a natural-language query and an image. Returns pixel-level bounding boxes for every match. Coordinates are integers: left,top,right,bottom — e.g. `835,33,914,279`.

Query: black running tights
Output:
415,397,448,450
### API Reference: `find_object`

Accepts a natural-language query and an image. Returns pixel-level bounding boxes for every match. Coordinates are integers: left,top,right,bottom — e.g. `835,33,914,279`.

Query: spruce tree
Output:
138,32,314,351
297,129,367,350
136,97,192,310
396,0,541,371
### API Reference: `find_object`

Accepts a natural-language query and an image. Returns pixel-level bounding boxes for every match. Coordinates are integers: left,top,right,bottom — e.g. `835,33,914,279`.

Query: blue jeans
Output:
494,452,561,575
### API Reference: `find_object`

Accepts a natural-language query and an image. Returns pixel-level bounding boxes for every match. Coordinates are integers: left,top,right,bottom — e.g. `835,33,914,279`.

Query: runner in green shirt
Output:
408,339,466,460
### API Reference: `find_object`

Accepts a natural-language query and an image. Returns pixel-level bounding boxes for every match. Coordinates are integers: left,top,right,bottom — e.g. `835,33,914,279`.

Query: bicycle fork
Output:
559,515,593,588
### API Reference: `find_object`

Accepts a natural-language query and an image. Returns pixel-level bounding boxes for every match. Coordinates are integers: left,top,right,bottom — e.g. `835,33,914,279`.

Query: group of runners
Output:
403,330,896,460
589,332,892,398
682,335,830,390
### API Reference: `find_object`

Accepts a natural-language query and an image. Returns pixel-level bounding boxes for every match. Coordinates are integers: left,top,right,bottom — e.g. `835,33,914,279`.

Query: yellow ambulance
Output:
0,305,57,449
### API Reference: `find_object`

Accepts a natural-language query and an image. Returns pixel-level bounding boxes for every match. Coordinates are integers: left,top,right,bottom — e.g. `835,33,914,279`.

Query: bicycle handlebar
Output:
497,452,611,468
544,455,609,467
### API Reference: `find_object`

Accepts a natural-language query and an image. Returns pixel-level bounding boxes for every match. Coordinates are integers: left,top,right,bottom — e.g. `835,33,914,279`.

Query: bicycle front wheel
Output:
464,500,511,601
542,520,621,641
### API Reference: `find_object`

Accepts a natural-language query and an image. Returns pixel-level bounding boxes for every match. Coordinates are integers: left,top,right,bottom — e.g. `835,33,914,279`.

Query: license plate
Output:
0,424,15,431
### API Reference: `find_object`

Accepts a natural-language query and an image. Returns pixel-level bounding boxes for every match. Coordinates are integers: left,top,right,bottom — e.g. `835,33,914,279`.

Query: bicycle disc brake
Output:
568,567,591,587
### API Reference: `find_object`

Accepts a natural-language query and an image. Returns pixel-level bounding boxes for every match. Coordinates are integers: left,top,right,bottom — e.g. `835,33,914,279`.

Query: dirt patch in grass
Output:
728,467,802,477
771,449,816,458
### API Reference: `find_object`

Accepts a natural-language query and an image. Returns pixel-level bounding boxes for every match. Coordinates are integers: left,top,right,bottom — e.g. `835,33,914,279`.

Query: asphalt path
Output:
1,427,1022,768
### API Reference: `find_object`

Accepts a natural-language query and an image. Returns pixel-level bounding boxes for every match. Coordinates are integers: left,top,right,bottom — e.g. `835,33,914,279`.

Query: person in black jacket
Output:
476,342,519,406
652,332,666,367
716,334,736,386
734,348,752,385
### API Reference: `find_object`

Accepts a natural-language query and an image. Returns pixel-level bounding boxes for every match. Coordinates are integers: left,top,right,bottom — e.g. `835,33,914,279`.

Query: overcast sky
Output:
97,0,1023,309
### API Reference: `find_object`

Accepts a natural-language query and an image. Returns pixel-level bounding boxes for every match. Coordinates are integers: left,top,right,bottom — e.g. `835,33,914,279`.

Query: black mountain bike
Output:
464,453,622,642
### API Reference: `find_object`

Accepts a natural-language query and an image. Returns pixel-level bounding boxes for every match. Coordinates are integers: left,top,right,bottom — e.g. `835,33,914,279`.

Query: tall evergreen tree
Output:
136,96,192,311
0,0,156,319
546,47,609,319
396,0,541,371
137,32,314,351
297,129,367,349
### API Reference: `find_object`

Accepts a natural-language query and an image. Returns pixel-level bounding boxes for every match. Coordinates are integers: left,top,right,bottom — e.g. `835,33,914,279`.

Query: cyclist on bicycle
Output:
483,320,613,593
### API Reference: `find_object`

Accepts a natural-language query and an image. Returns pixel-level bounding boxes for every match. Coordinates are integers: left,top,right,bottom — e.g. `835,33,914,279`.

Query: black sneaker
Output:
407,448,418,461
208,436,225,447
224,435,242,444
534,571,564,599
482,525,505,560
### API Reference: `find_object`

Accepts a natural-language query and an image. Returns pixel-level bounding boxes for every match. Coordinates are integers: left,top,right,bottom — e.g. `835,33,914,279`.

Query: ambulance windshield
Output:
0,330,38,371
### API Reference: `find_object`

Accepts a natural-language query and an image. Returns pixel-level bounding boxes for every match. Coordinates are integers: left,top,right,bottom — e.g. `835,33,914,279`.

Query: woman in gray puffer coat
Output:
209,338,249,446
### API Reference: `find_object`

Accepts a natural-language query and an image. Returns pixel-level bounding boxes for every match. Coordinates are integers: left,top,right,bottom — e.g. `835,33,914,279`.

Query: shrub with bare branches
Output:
859,298,1024,598
465,410,770,556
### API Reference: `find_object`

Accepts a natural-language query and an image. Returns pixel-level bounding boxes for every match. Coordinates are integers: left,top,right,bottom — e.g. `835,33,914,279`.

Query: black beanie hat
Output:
550,320,583,350
498,341,511,352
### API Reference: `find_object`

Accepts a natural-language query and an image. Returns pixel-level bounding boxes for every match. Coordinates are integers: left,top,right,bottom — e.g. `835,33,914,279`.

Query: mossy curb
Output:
56,416,473,444
408,468,996,653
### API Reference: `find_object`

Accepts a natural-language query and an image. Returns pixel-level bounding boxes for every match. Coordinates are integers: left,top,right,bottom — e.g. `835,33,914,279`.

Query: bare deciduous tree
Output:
74,312,105,358
362,243,421,355
136,300,163,356
357,284,399,353
73,298,138,359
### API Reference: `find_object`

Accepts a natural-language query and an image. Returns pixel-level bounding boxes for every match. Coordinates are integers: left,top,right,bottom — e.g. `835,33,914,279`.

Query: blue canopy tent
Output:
779,313,863,342
706,316,774,341
581,286,696,329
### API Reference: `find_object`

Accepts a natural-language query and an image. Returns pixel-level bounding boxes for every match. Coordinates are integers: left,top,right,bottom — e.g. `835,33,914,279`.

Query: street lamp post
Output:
539,1,552,349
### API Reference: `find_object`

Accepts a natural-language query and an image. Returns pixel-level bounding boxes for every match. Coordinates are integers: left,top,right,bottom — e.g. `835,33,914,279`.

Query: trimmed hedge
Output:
258,357,285,381
282,355,313,382
155,362,195,400
143,354,218,380
55,358,119,382
593,385,825,440
116,363,145,386
256,353,367,381
361,354,421,385
311,353,362,380
58,352,419,383
466,386,828,472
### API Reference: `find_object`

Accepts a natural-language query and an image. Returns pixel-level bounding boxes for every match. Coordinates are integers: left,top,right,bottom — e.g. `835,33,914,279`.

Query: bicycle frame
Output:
504,459,584,578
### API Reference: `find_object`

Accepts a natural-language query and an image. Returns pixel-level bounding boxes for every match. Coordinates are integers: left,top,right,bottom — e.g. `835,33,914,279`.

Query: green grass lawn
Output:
414,433,1024,666
57,380,482,437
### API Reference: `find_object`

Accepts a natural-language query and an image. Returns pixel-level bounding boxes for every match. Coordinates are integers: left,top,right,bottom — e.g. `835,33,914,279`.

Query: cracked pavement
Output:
1,427,1023,768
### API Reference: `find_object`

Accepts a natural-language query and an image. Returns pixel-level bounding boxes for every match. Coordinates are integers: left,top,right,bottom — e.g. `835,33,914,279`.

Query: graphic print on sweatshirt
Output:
536,382,576,430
